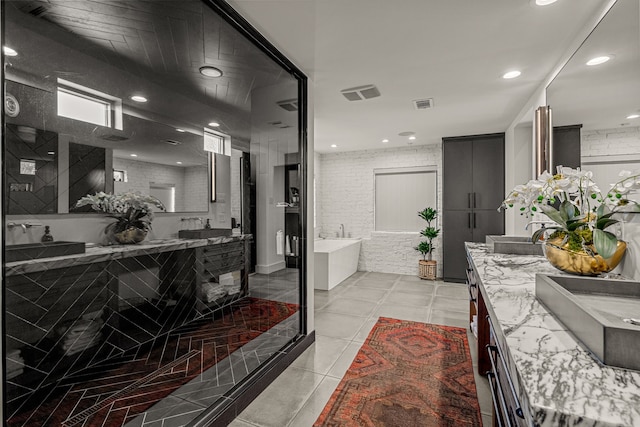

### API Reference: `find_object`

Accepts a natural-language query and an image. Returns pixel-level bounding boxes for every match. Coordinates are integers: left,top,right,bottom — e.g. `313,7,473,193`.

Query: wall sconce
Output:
535,106,553,176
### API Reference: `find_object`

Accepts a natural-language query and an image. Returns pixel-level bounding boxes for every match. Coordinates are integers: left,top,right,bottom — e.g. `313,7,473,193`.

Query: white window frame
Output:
374,166,438,232
204,128,231,156
57,78,123,130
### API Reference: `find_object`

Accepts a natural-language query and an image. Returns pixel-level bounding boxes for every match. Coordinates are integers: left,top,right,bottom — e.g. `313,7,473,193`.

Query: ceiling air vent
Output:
340,84,381,101
99,134,129,141
277,99,298,111
163,139,182,146
267,121,292,129
413,98,434,110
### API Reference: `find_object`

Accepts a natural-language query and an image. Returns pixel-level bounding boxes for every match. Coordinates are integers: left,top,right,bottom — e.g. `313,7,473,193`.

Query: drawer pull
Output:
486,372,505,427
466,280,477,303
487,318,524,419
487,345,513,427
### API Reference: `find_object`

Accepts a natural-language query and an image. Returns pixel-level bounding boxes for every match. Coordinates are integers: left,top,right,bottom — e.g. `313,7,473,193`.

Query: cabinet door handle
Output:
473,213,477,229
486,372,505,427
468,212,472,229
466,280,477,302
473,192,477,208
487,345,514,427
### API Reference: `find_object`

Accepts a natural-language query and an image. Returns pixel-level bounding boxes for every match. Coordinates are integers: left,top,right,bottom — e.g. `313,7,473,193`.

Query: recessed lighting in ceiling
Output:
627,114,640,119
199,66,223,78
176,161,183,164
502,70,521,79
47,151,55,155
382,139,389,143
398,131,414,137
130,95,147,103
408,135,416,140
208,122,220,127
130,153,138,157
331,144,337,148
3,46,18,56
534,0,558,6
586,56,611,66
176,128,186,133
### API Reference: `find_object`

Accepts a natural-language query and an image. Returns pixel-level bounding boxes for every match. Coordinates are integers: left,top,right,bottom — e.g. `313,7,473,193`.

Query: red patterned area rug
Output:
314,317,482,427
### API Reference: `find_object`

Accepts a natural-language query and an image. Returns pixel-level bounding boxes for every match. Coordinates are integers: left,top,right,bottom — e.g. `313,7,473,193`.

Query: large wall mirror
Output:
2,0,291,215
546,0,640,193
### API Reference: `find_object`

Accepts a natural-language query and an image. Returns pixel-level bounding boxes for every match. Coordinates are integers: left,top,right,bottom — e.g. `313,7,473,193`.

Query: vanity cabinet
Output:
443,134,505,282
3,237,250,411
194,240,249,313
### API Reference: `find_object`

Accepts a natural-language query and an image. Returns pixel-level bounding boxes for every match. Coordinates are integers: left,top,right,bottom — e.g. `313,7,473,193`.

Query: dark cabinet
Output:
443,134,505,282
552,124,582,170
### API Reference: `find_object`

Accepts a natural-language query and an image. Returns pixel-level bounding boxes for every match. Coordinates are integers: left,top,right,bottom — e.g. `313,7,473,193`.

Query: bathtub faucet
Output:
339,224,345,238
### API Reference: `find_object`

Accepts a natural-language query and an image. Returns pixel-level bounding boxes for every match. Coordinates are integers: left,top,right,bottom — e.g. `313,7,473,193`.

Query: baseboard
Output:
255,260,286,274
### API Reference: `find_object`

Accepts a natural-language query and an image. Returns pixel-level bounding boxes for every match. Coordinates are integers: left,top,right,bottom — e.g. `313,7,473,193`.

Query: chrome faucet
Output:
525,220,555,230
7,222,43,233
339,224,345,238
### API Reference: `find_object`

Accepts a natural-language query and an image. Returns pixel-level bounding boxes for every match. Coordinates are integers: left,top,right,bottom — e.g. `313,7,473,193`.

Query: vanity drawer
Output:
203,257,244,274
203,241,244,256
487,316,525,427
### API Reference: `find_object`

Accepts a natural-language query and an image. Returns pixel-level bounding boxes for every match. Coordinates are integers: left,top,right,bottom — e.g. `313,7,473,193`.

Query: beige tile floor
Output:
230,272,493,427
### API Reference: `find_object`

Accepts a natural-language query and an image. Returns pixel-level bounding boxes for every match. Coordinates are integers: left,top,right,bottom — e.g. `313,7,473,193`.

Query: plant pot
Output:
543,237,627,276
113,227,148,244
419,260,437,280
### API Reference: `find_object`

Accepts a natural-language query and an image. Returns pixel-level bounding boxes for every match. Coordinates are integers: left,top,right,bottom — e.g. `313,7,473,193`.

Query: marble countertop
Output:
5,235,251,276
466,242,640,427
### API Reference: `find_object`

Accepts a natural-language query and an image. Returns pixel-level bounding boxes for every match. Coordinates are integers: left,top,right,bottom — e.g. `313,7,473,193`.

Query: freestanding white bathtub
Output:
314,238,362,290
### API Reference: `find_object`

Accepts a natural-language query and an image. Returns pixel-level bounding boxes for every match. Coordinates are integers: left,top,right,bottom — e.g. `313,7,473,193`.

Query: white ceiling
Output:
227,0,608,152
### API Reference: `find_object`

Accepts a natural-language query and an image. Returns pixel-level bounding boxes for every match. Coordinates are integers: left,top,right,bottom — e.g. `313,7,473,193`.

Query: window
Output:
375,166,437,232
204,128,231,155
19,159,36,175
57,78,122,129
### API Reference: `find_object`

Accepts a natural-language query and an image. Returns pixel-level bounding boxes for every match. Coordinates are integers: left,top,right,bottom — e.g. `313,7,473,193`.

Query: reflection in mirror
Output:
546,0,640,195
3,2,306,425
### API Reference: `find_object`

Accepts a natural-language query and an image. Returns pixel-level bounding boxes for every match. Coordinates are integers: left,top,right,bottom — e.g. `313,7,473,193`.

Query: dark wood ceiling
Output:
4,0,298,164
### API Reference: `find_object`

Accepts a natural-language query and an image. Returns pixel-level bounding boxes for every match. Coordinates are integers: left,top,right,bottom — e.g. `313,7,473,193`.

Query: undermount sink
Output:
5,241,86,262
486,235,544,256
536,274,640,371
178,228,232,239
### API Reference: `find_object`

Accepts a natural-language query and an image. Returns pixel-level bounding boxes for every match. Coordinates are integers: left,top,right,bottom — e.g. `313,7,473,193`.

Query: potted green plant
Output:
76,191,166,244
415,207,440,280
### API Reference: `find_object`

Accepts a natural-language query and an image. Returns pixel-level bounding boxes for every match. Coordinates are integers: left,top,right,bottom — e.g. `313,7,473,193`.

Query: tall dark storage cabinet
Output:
443,134,505,282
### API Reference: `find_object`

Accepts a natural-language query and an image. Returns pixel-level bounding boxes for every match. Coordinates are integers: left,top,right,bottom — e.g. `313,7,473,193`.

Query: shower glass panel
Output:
2,0,306,425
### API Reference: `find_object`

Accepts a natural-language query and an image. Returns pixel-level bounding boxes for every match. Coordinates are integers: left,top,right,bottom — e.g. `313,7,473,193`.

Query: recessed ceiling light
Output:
535,0,558,6
331,144,337,148
502,70,521,79
47,151,55,155
199,66,223,78
130,154,138,157
176,128,186,133
3,46,18,56
382,139,389,143
130,95,147,103
586,56,610,66
208,122,220,127
627,114,640,119
408,135,416,140
176,161,183,164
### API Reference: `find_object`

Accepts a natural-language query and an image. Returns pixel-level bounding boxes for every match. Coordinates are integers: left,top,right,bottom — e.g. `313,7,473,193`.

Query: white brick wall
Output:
581,126,640,157
317,145,442,276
